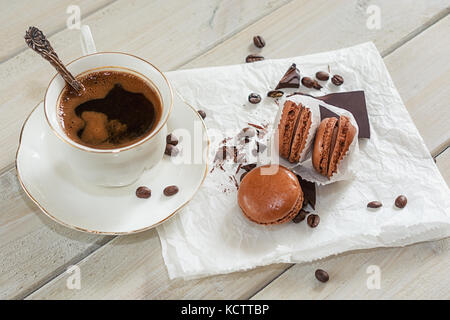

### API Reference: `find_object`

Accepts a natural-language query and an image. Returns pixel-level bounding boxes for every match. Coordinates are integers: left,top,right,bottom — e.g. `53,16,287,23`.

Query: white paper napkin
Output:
157,42,450,280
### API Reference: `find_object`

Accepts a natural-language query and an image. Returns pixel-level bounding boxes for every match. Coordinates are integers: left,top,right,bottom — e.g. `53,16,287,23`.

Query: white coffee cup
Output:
44,28,172,186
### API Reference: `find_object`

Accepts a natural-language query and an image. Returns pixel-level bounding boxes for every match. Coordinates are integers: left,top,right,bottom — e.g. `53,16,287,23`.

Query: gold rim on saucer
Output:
15,93,209,235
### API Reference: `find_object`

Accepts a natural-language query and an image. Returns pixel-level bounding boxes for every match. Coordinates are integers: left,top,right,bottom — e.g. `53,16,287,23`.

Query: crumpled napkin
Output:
157,42,450,280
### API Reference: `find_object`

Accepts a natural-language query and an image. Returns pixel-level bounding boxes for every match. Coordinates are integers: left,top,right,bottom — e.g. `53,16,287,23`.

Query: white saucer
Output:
16,93,208,234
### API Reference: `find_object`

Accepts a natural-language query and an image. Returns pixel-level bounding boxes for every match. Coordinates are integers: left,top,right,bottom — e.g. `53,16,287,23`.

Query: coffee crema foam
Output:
58,70,162,149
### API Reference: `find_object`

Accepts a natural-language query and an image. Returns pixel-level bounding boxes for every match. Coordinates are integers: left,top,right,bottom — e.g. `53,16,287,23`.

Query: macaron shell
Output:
312,117,338,176
277,101,301,159
288,105,312,163
327,116,356,178
238,165,303,225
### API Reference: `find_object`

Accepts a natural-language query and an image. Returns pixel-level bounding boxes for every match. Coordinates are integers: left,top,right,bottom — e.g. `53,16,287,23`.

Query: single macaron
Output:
238,164,304,225
312,115,356,178
277,101,312,163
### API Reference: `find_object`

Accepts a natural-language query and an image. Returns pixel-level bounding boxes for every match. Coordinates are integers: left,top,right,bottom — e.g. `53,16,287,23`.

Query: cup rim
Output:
44,51,173,154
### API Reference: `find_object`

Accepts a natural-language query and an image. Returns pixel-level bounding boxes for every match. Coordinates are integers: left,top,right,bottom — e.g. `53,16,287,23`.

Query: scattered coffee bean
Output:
135,186,151,199
307,214,320,228
315,269,329,283
293,209,308,223
301,77,314,88
331,74,344,86
253,35,265,48
164,185,179,196
312,80,322,90
248,93,262,104
395,195,407,208
316,71,329,81
166,133,178,146
267,90,284,98
240,171,248,182
367,201,382,209
197,110,206,119
165,144,179,156
245,54,264,63
302,77,322,90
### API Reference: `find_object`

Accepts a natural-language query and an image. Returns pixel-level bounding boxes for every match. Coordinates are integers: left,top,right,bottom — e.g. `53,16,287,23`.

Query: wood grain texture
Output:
24,1,450,299
0,0,291,172
0,0,115,62
252,148,450,300
0,169,114,299
384,15,450,154
0,0,291,299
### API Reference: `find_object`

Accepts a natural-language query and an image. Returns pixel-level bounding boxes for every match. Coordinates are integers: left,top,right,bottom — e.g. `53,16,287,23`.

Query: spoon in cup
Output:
24,26,84,94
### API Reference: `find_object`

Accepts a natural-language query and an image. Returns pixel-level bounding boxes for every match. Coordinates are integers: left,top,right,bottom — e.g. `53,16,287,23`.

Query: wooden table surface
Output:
0,0,449,300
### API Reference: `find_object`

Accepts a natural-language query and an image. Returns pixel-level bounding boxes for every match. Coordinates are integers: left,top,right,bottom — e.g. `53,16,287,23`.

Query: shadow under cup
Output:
44,52,173,187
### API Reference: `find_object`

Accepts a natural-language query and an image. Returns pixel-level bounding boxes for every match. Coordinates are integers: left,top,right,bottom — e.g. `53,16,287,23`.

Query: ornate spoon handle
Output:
24,26,84,93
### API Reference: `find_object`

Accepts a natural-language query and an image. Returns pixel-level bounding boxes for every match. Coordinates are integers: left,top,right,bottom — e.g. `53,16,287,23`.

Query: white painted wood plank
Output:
25,1,450,299
384,15,450,154
0,0,291,299
0,0,114,62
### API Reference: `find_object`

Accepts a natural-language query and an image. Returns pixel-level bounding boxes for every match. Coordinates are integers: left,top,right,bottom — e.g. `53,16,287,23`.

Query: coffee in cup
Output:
58,70,162,149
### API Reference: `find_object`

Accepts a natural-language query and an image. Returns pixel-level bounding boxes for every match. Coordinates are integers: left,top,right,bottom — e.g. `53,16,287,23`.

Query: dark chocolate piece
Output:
289,91,370,139
297,175,316,210
275,63,300,89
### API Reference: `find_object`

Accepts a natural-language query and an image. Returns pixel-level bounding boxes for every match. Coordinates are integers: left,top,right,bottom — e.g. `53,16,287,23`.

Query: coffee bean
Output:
315,269,329,283
164,185,179,196
316,71,329,81
292,209,308,223
331,74,344,86
267,90,284,98
166,133,178,146
301,77,314,88
197,110,206,119
307,214,320,228
240,171,248,182
246,54,264,63
367,201,382,208
165,144,179,156
248,93,261,104
136,186,151,199
253,35,265,48
312,80,322,90
302,77,322,90
395,195,407,208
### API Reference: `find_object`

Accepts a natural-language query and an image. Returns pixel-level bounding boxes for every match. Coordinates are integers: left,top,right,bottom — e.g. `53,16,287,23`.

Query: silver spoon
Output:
24,26,84,94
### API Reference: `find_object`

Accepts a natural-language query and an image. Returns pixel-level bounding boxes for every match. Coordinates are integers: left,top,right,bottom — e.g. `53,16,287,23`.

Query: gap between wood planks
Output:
16,5,450,300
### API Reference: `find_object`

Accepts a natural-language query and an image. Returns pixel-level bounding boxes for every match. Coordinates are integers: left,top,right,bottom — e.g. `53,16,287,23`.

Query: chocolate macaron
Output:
238,165,303,225
312,115,356,178
277,101,312,163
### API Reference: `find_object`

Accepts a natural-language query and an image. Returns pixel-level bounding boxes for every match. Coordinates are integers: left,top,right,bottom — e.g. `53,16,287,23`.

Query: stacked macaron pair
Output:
312,116,356,178
277,100,356,178
277,100,312,163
